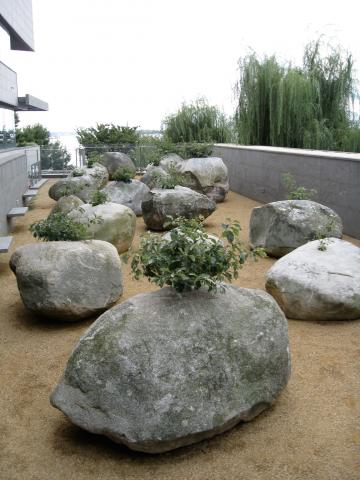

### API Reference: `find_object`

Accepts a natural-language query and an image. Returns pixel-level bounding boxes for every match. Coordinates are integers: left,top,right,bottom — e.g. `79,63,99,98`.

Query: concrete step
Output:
29,179,48,189
7,207,29,218
0,236,13,253
23,189,38,198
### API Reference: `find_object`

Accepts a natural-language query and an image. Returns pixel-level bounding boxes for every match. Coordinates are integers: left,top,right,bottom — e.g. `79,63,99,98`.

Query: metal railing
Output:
76,144,160,172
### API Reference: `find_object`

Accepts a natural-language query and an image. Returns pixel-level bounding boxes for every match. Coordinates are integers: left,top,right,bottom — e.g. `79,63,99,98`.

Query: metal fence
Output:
76,144,159,172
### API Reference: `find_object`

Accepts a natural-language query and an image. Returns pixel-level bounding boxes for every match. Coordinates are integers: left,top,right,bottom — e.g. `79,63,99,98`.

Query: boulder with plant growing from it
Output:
50,216,291,453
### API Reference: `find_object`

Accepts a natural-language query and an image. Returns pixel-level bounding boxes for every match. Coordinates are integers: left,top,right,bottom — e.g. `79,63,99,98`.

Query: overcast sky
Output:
7,0,360,132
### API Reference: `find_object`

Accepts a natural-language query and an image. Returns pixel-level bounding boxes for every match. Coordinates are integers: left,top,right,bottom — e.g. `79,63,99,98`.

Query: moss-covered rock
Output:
50,285,291,452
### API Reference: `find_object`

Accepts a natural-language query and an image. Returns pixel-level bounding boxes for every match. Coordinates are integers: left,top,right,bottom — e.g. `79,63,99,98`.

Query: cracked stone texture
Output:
249,200,343,257
51,285,291,453
102,180,151,216
179,157,230,203
9,240,123,321
266,238,360,320
141,186,216,231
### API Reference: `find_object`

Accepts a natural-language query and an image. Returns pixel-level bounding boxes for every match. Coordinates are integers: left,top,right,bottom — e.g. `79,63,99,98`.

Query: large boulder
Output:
266,238,360,320
50,285,291,453
249,200,343,257
141,186,216,231
10,240,123,321
48,163,109,202
180,157,229,203
101,180,151,216
68,203,136,253
99,152,136,179
50,195,84,216
140,165,169,190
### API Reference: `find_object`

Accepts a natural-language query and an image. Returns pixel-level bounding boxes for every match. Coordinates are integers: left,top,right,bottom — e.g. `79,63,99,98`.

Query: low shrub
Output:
86,152,101,168
71,168,86,177
111,166,134,183
159,163,186,189
30,213,89,241
129,217,266,293
282,173,317,200
90,190,108,206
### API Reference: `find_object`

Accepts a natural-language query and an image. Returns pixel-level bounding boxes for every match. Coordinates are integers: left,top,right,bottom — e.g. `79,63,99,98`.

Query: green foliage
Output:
76,124,140,146
235,38,360,152
129,217,266,293
163,98,233,144
159,163,186,189
40,141,71,170
30,213,89,241
111,166,134,182
86,152,101,167
16,123,50,147
282,173,317,200
71,168,86,177
90,190,108,206
56,182,84,198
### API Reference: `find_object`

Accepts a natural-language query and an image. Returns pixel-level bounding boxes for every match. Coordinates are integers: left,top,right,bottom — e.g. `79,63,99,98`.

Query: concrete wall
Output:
213,144,360,239
0,145,40,234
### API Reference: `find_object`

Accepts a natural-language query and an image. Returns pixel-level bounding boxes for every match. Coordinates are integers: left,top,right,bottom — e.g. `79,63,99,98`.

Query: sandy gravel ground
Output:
0,180,359,480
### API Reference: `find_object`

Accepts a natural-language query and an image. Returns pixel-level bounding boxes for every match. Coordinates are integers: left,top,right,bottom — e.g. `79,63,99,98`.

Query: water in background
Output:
50,133,79,166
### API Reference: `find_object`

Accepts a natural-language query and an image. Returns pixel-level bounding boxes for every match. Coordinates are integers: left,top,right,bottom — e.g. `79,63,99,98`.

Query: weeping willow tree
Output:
235,39,360,152
162,98,233,143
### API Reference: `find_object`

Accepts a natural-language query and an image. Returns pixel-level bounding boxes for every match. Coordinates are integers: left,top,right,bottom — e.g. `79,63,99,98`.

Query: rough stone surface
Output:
142,186,216,230
159,153,183,172
180,157,229,202
101,180,151,216
48,163,109,202
50,195,84,216
141,165,169,190
266,238,360,320
9,240,123,321
68,202,136,253
50,285,291,453
100,152,136,179
249,200,343,257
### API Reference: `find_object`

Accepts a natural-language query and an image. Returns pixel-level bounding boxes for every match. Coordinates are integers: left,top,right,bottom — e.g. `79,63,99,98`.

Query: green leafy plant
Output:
312,219,335,251
129,217,266,293
71,168,86,177
57,182,85,198
87,152,101,168
40,141,71,170
159,163,186,189
111,166,134,182
282,173,317,200
90,189,108,206
76,124,140,146
30,213,89,241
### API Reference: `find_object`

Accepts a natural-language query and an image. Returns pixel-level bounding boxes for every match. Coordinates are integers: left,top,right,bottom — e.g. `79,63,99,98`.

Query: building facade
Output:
0,0,47,148
0,0,47,237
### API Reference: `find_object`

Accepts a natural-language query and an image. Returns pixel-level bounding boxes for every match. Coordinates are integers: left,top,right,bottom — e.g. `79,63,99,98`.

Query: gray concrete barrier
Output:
213,144,360,239
0,146,40,234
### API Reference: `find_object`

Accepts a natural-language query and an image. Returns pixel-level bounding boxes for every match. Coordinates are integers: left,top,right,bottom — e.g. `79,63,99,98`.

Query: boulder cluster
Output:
8,148,359,455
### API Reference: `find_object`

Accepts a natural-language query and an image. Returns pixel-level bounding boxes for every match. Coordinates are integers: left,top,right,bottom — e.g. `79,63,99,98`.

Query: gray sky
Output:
8,0,360,132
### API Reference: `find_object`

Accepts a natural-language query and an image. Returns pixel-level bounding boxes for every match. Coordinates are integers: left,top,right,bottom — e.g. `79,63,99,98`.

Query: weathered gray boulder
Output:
266,238,360,320
50,285,291,453
50,195,84,216
159,153,183,172
68,203,136,253
48,163,109,202
100,152,136,179
180,157,229,202
249,200,343,257
101,180,151,216
10,240,123,321
142,186,216,230
83,162,109,188
141,165,169,189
